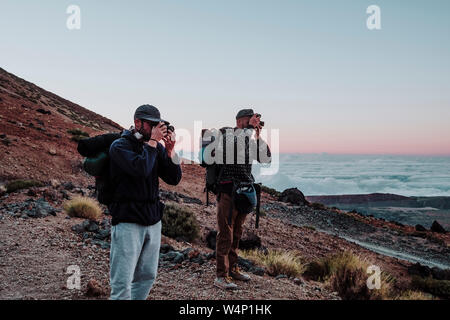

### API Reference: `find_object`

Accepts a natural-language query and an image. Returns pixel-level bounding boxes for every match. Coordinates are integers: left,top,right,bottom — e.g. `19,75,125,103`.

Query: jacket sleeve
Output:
256,137,272,164
109,139,158,177
156,143,182,185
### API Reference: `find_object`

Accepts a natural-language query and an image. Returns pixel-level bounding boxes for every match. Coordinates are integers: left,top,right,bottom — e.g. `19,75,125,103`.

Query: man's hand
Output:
149,122,167,145
163,130,176,158
249,114,262,139
148,122,167,148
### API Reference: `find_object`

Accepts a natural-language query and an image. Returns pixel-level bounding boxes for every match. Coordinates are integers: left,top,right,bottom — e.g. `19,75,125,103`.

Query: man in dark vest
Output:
214,108,271,290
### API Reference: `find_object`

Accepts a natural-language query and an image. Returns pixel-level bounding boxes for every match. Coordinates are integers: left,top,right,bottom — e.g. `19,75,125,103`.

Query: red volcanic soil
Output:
0,67,122,185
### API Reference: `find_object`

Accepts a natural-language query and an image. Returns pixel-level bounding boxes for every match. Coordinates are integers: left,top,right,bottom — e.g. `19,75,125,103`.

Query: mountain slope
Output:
0,67,122,184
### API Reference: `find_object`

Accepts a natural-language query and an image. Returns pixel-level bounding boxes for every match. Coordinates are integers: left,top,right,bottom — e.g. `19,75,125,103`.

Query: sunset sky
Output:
1,0,449,155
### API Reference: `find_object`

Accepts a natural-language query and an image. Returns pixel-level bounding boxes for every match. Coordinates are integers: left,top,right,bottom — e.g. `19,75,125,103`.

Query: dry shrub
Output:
411,276,450,298
162,202,200,242
395,290,433,300
305,251,393,300
260,185,281,198
63,196,102,220
241,249,305,278
67,128,89,137
6,179,44,193
310,202,327,210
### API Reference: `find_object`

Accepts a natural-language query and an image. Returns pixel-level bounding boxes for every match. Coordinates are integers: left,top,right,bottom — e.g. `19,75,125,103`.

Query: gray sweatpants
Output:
109,221,161,300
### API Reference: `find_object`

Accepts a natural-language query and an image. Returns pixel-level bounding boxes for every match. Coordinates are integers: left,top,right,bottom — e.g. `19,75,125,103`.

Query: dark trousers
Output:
216,192,247,277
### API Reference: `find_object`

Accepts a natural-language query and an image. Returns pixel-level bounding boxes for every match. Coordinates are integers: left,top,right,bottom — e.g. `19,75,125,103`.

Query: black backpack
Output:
199,128,231,205
77,132,122,205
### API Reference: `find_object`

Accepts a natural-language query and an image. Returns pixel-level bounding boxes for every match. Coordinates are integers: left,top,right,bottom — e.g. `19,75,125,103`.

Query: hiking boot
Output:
214,276,238,290
230,266,251,282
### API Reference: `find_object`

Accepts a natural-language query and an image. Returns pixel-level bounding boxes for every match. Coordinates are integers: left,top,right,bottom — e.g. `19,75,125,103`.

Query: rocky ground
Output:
2,175,447,300
0,186,340,300
266,201,450,269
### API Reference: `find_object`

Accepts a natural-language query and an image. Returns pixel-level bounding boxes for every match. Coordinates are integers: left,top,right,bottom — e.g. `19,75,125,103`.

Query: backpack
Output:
199,128,262,228
199,128,231,205
77,132,122,205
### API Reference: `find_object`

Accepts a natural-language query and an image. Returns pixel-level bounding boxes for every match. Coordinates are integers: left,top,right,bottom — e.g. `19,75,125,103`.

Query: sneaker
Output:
214,276,238,290
230,265,251,282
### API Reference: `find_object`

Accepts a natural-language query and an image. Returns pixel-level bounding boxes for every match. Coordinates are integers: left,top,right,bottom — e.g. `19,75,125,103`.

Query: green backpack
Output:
77,132,122,205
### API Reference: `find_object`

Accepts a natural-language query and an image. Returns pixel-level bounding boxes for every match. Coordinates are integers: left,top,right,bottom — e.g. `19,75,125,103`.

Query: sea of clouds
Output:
252,154,450,196
178,151,450,197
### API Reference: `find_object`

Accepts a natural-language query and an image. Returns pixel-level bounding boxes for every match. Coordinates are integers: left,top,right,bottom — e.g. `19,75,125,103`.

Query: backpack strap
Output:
254,183,262,229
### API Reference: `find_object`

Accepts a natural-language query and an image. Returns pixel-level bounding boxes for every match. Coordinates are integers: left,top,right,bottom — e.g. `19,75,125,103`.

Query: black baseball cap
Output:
134,104,165,123
236,108,254,120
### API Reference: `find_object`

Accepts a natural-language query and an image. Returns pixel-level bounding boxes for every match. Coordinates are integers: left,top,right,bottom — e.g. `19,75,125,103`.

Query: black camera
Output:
255,113,265,127
148,120,174,136
163,121,175,133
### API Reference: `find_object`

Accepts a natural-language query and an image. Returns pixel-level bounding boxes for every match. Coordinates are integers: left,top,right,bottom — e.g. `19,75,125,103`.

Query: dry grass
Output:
395,290,433,300
411,276,450,298
240,249,306,278
63,196,102,220
304,251,394,300
6,179,44,193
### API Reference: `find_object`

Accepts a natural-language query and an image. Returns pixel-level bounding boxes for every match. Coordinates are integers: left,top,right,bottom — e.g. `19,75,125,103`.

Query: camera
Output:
255,113,265,127
148,120,174,137
163,121,175,134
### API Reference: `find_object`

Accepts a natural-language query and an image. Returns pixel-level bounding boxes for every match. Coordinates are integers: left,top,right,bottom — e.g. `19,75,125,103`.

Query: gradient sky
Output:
1,0,450,155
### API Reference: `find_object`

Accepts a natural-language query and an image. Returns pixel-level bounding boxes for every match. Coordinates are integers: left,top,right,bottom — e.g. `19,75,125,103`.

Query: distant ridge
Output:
306,193,411,205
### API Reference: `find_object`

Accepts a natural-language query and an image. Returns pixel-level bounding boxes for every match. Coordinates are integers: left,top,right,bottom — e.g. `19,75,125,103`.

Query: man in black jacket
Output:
108,104,182,300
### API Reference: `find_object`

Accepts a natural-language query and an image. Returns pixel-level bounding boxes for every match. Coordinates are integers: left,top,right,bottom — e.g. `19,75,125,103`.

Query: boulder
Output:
94,229,110,240
408,263,431,278
160,243,174,254
249,266,265,276
430,220,447,234
86,279,105,297
239,233,262,250
415,224,427,232
62,182,75,190
431,267,450,281
237,257,254,271
86,221,99,232
278,188,308,205
36,108,51,115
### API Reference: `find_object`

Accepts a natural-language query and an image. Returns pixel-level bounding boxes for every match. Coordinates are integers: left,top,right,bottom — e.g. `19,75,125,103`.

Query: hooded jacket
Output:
108,129,182,226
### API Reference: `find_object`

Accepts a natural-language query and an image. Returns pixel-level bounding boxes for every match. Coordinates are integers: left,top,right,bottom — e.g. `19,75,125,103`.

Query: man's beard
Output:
139,128,151,142
131,125,151,142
